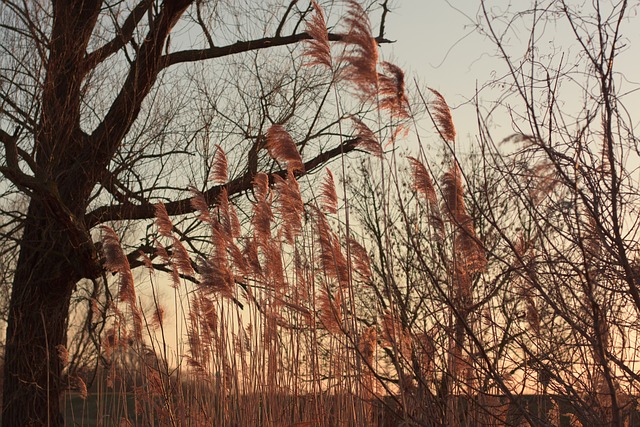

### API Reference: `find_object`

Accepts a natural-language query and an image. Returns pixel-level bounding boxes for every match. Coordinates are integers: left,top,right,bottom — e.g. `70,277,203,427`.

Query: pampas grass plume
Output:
304,1,332,69
429,89,456,142
154,202,174,238
209,144,228,184
351,117,383,158
320,168,338,214
266,124,304,172
341,0,379,100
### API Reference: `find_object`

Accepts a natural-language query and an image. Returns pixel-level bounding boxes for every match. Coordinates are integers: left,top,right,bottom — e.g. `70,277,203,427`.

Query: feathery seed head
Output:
154,202,174,238
351,117,383,158
379,62,410,119
265,124,304,172
320,168,338,214
209,144,228,184
190,187,212,224
407,156,437,206
340,0,379,101
304,1,332,69
429,89,456,142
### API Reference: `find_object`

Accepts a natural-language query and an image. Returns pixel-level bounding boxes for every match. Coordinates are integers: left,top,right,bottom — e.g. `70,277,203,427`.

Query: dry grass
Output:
53,3,640,427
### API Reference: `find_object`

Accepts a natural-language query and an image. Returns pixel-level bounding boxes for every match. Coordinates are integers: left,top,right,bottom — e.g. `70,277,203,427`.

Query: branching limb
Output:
98,168,149,206
194,0,215,49
0,127,21,171
87,137,363,226
84,0,154,70
89,0,193,175
162,32,393,68
0,127,41,194
275,0,299,38
378,0,391,40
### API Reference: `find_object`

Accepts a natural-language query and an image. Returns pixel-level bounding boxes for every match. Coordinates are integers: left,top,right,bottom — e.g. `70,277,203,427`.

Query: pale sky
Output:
386,0,640,153
386,0,502,148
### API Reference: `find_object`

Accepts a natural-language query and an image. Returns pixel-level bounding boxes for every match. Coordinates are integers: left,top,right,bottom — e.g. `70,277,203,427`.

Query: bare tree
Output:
340,2,640,425
0,1,392,424
471,1,640,425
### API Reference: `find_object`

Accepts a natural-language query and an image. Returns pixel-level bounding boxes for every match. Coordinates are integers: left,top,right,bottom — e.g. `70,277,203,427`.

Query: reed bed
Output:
55,2,640,426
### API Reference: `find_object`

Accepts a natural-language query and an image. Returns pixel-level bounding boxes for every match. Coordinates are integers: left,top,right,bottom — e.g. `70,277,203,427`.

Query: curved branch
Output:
84,0,154,70
161,32,393,68
86,138,362,227
275,0,299,37
0,127,40,194
89,0,193,179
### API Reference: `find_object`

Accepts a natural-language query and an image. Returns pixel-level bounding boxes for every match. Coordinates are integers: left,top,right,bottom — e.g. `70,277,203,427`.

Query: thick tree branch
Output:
27,1,102,181
0,91,38,131
84,0,153,71
378,0,391,40
0,127,20,171
275,0,299,38
98,168,148,206
89,0,193,179
0,127,40,194
0,167,38,196
86,138,362,226
161,33,393,68
195,0,215,49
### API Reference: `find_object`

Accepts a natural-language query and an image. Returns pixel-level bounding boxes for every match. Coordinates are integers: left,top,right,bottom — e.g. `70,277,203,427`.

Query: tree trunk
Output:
2,200,91,426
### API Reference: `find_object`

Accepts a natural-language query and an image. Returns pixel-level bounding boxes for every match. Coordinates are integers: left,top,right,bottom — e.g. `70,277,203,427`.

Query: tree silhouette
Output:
0,1,391,424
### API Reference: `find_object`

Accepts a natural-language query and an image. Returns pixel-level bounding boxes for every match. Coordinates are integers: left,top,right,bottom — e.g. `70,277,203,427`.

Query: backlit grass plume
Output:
348,237,373,284
252,173,274,245
407,156,438,207
100,226,136,306
274,169,304,244
351,117,383,158
408,156,444,237
441,163,486,273
379,62,410,119
190,187,212,225
313,206,349,286
430,88,456,143
304,1,332,69
209,144,228,184
100,225,142,337
154,202,174,238
266,124,304,172
320,168,339,214
341,0,379,100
